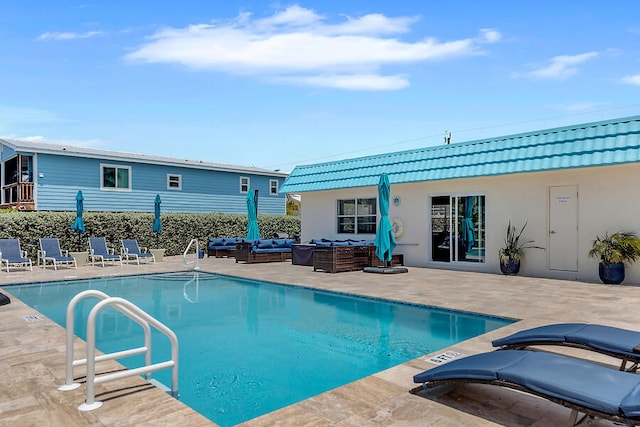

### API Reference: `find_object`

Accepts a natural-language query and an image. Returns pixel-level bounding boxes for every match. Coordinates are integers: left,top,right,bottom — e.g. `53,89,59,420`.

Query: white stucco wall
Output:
298,163,640,284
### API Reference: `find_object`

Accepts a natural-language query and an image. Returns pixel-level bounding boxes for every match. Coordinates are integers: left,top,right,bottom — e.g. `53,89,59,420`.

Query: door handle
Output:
549,230,556,234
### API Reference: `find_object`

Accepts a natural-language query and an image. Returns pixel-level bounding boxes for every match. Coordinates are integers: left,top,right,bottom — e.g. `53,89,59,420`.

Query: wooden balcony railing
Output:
1,182,35,210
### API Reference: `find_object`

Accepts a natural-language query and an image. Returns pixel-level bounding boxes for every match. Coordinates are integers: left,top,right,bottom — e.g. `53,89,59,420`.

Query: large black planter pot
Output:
599,262,625,284
500,259,521,275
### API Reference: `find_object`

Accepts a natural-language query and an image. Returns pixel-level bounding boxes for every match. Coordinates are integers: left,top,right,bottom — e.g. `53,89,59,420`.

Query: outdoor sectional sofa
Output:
235,238,296,263
311,239,373,273
207,237,243,258
308,239,404,273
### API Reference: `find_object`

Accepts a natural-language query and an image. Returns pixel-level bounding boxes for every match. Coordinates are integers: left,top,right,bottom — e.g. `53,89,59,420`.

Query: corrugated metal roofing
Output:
280,115,640,193
0,138,288,178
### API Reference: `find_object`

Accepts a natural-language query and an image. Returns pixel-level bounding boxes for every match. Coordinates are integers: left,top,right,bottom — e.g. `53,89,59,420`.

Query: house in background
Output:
0,138,288,214
280,115,640,284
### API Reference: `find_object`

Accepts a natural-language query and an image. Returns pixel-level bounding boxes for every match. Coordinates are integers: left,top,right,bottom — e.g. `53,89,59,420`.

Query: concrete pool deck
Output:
0,256,636,426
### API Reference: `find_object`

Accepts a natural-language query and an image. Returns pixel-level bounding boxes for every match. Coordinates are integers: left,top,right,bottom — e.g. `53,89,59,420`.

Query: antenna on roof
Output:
444,130,452,144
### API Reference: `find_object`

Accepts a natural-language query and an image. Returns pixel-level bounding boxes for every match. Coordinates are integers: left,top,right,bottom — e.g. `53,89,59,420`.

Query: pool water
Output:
4,272,513,426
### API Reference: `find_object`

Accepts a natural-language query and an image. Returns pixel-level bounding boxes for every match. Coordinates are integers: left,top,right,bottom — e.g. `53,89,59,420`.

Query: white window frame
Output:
240,176,250,193
336,198,377,234
100,163,131,192
270,179,279,195
167,174,182,190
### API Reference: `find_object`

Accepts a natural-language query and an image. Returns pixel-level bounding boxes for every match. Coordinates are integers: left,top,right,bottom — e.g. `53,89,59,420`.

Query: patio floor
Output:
0,255,636,426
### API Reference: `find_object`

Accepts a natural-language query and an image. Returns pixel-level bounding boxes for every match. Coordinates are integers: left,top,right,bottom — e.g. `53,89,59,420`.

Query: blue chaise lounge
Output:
492,323,640,372
413,349,640,426
0,238,33,272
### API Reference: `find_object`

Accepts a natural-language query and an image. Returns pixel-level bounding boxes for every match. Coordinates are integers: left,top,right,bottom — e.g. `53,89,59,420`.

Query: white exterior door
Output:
549,185,578,271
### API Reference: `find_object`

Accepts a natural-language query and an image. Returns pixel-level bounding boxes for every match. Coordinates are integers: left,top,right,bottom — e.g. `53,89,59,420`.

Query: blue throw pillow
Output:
209,238,225,246
273,239,288,248
257,240,274,249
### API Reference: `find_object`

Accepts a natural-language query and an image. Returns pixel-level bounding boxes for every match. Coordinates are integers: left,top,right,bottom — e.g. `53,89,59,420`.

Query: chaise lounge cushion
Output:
492,323,640,361
414,349,640,418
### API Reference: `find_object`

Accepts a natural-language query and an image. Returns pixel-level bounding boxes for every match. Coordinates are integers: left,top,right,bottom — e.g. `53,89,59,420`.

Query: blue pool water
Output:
4,272,513,426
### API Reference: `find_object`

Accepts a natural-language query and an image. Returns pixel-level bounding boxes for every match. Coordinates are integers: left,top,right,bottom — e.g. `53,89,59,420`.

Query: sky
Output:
1,1,640,173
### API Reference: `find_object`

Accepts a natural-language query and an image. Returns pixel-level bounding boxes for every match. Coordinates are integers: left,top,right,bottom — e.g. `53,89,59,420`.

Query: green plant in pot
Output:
499,222,540,275
588,231,640,284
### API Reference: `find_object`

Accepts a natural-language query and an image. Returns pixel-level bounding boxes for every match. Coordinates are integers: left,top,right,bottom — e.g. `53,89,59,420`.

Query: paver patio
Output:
0,256,635,426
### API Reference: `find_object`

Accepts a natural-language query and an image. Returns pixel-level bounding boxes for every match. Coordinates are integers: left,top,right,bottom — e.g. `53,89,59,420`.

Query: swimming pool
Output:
4,272,514,426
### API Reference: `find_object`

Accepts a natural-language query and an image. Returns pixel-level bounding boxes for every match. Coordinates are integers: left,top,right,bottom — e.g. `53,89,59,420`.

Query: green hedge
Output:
0,212,300,258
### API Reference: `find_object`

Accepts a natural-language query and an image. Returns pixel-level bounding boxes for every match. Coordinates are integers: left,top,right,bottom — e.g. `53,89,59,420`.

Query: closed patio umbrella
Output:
153,194,162,247
246,189,260,240
374,173,396,265
70,191,85,251
153,194,162,234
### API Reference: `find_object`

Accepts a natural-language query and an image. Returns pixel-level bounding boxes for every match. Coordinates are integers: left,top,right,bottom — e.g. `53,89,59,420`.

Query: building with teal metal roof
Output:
280,115,640,193
282,115,640,284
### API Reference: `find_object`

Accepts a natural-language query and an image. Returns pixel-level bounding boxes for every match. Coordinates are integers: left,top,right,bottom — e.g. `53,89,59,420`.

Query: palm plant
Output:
588,231,640,265
499,221,539,265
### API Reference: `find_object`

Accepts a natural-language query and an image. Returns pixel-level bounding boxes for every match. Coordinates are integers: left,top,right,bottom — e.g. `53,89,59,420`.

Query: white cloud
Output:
125,5,501,91
478,28,502,43
277,74,409,90
556,102,606,112
621,74,640,85
524,52,599,80
37,31,103,41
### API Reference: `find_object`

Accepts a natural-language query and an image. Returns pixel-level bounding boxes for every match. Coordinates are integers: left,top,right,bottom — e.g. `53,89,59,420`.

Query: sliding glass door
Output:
431,195,485,263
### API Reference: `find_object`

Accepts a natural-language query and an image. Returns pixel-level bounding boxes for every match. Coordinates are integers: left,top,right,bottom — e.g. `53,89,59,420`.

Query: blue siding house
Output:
0,139,288,214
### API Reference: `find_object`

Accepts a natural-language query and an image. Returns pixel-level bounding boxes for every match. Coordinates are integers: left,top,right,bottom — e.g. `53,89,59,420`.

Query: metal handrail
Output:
79,297,179,411
58,290,179,412
182,238,200,270
59,290,151,391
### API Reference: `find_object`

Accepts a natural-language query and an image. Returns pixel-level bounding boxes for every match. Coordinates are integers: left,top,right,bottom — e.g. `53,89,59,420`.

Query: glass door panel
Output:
431,195,485,263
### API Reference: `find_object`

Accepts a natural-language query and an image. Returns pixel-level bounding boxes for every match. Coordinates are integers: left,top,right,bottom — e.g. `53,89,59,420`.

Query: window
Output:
431,195,485,263
167,174,182,190
337,198,377,234
240,177,250,193
101,164,131,191
270,179,279,195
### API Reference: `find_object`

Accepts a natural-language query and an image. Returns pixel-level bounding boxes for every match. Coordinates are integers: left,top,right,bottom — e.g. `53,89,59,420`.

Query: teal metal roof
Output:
280,115,640,193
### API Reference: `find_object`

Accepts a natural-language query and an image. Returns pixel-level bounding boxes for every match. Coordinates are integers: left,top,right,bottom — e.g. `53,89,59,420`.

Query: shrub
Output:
0,211,300,258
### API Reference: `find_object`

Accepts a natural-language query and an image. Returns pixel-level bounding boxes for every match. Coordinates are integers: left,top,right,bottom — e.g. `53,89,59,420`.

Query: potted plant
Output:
588,231,640,284
499,222,540,275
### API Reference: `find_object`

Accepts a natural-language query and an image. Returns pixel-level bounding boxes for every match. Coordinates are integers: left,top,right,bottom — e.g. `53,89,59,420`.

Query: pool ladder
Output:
58,290,179,411
183,238,200,270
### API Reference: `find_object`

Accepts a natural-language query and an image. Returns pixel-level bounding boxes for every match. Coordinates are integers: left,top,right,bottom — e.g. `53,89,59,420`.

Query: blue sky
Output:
2,1,639,172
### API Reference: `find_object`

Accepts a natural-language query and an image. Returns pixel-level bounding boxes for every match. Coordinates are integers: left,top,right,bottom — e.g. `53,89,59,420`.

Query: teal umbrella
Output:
153,194,162,234
461,197,475,252
246,189,260,240
70,191,85,251
374,173,396,264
